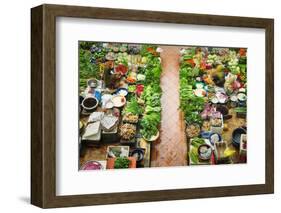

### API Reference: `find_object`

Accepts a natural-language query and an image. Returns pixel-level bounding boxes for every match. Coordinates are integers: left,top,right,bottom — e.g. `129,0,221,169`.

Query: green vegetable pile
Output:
79,48,99,89
114,157,130,169
189,137,206,164
128,85,136,93
179,51,204,125
139,48,163,140
141,85,162,107
144,65,162,85
123,97,144,115
190,137,205,148
140,87,162,139
140,112,161,140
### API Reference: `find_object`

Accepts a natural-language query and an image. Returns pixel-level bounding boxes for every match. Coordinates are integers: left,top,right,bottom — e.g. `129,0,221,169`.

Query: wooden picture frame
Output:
31,4,274,208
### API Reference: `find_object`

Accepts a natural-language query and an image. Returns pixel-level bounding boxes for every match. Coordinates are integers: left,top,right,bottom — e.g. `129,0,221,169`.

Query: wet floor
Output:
150,46,188,167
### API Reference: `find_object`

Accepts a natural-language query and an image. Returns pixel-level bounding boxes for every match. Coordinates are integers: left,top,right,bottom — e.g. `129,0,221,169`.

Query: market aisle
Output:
150,46,187,167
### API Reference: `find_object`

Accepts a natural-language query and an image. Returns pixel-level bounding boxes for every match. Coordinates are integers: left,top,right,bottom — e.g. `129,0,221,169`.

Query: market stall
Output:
79,43,162,170
179,47,247,165
79,42,247,170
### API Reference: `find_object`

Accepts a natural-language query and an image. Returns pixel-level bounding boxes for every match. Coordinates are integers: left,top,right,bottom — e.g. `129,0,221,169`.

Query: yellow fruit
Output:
224,148,236,157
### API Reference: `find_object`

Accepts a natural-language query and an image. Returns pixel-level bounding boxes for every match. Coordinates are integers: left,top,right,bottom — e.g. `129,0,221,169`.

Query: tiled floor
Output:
150,46,188,167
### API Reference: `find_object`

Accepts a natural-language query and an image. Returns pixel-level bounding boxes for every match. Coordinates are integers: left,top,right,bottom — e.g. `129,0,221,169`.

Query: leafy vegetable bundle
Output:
140,113,161,139
79,49,99,88
123,97,143,115
139,49,163,140
179,61,204,125
114,157,130,169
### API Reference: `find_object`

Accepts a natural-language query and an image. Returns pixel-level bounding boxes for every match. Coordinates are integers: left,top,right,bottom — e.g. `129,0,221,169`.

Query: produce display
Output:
211,117,222,127
201,120,210,131
186,124,200,138
179,47,247,165
79,42,247,170
123,98,143,115
79,42,162,170
114,157,131,169
119,123,137,140
122,113,139,124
